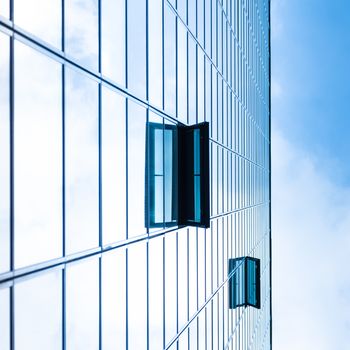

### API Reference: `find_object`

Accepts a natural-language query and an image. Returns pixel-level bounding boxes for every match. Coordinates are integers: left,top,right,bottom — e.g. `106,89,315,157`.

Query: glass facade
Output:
0,0,271,349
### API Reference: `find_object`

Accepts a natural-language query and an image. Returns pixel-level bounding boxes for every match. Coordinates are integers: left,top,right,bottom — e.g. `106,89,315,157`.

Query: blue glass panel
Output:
0,33,9,273
15,0,61,48
188,227,197,317
128,242,147,350
127,0,146,98
14,41,62,268
65,68,99,255
65,0,98,70
0,288,10,350
127,100,147,237
102,249,126,350
15,270,62,350
177,228,188,327
102,87,126,245
101,0,125,85
188,38,196,124
66,258,99,350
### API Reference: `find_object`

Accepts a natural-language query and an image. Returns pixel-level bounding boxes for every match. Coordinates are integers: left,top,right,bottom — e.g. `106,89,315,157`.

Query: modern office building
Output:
0,0,271,349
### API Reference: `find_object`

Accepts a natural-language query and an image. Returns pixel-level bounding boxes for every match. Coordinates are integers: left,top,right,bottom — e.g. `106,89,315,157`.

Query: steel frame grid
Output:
0,0,271,349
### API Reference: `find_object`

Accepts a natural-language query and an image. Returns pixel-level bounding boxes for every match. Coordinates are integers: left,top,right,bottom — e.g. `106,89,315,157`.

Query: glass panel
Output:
102,248,126,350
15,270,62,350
128,242,147,350
15,0,61,48
66,258,99,350
127,100,146,237
165,232,177,344
188,38,196,124
102,87,126,245
0,0,9,17
177,23,187,123
194,176,201,222
14,41,62,268
0,33,9,273
148,0,163,108
149,237,164,350
65,0,98,70
178,228,187,327
247,259,257,306
164,7,176,116
0,288,10,350
65,68,99,255
164,120,178,225
127,0,146,98
101,0,125,85
188,227,197,317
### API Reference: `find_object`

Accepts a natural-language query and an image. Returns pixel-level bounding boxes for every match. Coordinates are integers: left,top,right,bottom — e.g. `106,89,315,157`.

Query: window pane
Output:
177,23,187,123
102,249,126,350
14,41,62,268
0,288,10,350
15,270,62,350
65,0,98,70
128,242,147,350
65,68,99,255
127,0,146,98
127,100,146,237
102,87,126,245
149,237,164,350
15,0,61,48
0,0,9,18
101,0,125,85
164,7,176,116
66,258,99,350
0,33,10,273
148,0,163,108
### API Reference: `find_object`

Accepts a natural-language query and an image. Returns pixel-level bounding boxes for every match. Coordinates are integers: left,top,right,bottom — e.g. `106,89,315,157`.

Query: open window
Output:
145,121,210,229
228,257,261,309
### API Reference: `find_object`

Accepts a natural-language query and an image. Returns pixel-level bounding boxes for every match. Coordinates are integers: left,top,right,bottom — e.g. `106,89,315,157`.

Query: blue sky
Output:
272,0,350,348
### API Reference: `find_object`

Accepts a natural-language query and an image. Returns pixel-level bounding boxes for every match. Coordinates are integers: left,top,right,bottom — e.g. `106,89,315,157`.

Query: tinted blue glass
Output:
102,87,126,245
127,0,146,98
15,270,62,350
177,23,187,123
247,259,257,305
101,0,125,85
188,38,196,124
0,33,9,273
15,0,61,48
127,100,147,237
65,68,99,255
0,288,9,350
65,0,98,70
177,228,188,327
66,258,99,350
102,249,126,349
14,41,62,268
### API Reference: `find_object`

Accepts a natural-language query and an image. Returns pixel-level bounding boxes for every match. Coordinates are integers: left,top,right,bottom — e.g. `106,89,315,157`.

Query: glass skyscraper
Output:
0,0,271,349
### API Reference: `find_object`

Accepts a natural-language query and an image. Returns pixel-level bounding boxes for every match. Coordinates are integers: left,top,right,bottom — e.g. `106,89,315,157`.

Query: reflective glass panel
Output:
15,0,61,48
66,258,99,350
0,33,9,273
102,249,126,350
65,68,99,255
14,41,62,268
149,237,164,349
0,288,9,350
101,0,125,85
148,0,163,108
65,0,98,70
128,242,147,350
127,100,146,237
177,23,187,123
102,87,126,245
127,0,146,98
15,270,62,350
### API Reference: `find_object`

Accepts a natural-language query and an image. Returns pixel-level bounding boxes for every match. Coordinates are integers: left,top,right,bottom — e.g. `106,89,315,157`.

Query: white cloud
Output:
272,127,350,349
271,79,283,98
